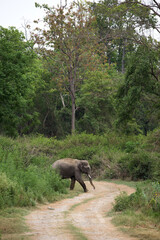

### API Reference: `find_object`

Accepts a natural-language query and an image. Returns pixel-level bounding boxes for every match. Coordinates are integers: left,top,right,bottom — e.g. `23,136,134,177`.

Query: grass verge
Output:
0,207,29,240
0,182,83,240
109,180,160,240
66,223,88,240
112,210,160,240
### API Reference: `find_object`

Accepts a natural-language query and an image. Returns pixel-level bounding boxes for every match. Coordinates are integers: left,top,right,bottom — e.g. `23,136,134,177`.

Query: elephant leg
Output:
70,177,76,190
75,173,88,192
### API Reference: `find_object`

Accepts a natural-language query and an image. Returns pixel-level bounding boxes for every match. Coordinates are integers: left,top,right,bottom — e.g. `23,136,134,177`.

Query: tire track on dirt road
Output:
25,181,138,240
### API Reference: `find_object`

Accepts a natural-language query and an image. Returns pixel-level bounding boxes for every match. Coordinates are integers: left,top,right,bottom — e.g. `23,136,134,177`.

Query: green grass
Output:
0,183,83,240
0,129,160,239
0,207,29,240
110,180,160,240
66,223,88,240
112,211,160,240
68,197,96,212
0,135,70,209
64,190,97,240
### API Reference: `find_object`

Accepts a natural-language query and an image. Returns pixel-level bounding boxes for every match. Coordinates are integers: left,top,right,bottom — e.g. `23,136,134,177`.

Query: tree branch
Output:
125,1,160,18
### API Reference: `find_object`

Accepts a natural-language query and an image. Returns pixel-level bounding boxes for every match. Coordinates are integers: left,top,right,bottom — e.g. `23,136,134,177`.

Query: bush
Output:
146,182,160,213
129,152,152,180
113,187,146,212
118,151,153,180
54,133,108,165
0,129,160,209
113,192,131,211
0,136,69,208
113,182,160,217
0,173,17,208
0,172,32,208
0,168,68,209
124,141,140,153
147,128,160,152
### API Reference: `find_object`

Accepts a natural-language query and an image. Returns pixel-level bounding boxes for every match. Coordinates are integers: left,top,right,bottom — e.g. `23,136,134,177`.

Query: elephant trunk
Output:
88,174,95,189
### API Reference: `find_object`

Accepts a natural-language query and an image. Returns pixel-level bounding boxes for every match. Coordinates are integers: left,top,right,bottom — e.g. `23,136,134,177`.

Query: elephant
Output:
52,158,95,192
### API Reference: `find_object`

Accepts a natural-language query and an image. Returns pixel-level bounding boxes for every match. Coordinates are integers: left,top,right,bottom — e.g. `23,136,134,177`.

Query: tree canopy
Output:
0,26,43,136
0,0,160,137
34,2,106,134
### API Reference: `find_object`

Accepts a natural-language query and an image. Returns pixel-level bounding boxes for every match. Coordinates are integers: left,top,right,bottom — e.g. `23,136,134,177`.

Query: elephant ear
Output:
78,161,83,171
78,160,89,172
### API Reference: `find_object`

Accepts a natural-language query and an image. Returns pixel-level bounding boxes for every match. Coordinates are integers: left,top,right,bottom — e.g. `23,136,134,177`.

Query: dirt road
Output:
25,181,137,240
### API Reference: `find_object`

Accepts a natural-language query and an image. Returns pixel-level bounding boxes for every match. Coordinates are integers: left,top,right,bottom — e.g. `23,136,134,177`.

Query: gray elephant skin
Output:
52,158,95,192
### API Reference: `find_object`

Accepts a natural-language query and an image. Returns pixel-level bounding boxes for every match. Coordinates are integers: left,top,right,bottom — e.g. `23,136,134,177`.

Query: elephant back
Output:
52,158,79,168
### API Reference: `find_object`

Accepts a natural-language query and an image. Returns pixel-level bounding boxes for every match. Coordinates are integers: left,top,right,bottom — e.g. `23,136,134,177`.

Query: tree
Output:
34,59,72,137
124,0,160,34
90,0,156,72
77,65,116,133
0,26,43,136
116,38,160,135
33,2,104,134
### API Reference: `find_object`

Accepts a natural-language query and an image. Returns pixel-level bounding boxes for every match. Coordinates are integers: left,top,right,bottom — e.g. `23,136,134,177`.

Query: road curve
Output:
25,181,137,240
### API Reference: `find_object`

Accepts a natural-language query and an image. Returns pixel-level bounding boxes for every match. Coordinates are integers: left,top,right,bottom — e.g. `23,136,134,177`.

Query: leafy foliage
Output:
0,136,69,208
77,67,114,133
0,126,160,209
90,0,156,72
116,39,160,135
113,182,160,216
1,1,160,138
34,2,105,133
0,26,43,137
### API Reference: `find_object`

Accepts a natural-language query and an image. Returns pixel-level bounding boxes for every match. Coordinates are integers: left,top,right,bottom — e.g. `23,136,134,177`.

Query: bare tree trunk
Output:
122,41,125,73
60,93,65,108
71,95,76,134
70,80,76,134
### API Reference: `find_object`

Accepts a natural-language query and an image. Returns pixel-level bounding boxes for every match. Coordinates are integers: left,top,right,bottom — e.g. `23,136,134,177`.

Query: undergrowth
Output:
0,129,160,239
0,136,69,209
113,182,160,214
0,128,160,210
112,181,160,240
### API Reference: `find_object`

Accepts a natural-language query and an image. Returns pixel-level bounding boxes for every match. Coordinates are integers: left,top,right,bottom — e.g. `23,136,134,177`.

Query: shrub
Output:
113,182,160,217
0,173,31,208
151,154,160,182
57,145,100,160
0,136,69,208
124,141,140,153
118,151,153,180
0,173,16,208
113,192,131,211
113,187,146,212
147,128,160,152
146,182,160,213
0,167,69,209
128,151,152,180
54,133,108,162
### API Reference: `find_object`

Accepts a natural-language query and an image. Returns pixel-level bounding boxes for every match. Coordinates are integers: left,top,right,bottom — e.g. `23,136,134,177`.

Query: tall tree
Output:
0,26,43,136
33,2,104,134
116,38,160,135
125,0,160,34
34,58,72,137
91,0,156,72
77,65,115,133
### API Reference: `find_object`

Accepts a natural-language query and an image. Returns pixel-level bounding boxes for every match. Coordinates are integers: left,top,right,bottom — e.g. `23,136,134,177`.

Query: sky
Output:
0,0,72,31
0,0,159,40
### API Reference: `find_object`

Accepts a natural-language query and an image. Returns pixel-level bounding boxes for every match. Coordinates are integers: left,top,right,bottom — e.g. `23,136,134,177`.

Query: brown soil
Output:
25,181,138,240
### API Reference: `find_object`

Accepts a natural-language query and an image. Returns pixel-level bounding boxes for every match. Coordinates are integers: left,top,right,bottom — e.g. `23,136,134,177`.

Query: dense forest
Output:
0,0,160,138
